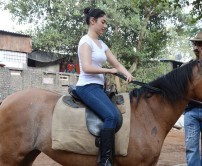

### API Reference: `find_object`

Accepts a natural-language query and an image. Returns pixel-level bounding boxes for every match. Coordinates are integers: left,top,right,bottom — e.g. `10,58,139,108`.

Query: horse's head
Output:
131,60,202,106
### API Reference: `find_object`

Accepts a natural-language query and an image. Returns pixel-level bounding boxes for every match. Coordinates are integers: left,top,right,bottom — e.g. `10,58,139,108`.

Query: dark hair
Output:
130,60,198,105
84,7,106,25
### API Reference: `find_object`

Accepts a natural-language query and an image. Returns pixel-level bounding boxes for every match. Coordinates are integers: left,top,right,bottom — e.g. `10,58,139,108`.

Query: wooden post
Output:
115,76,121,92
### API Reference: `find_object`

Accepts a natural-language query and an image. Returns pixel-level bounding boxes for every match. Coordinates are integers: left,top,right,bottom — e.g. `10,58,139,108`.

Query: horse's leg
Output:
0,128,41,166
0,149,41,166
0,91,47,166
18,150,41,166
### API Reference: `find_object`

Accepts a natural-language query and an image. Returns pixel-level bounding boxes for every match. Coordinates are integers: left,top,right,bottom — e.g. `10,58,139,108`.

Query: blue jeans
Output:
184,107,202,166
76,84,119,129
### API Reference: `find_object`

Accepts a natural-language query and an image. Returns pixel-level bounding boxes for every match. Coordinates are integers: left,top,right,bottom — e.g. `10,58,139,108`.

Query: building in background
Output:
28,50,65,72
0,30,79,101
0,30,80,73
0,30,31,68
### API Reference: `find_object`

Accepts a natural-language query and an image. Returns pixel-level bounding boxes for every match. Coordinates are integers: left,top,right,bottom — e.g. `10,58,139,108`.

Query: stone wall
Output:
0,67,79,101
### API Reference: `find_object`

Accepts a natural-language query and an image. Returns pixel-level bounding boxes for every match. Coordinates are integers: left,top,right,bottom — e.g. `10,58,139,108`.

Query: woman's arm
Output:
79,43,116,74
105,48,134,82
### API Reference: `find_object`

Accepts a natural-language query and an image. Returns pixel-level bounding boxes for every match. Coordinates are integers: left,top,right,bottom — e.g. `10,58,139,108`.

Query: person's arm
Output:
105,48,134,82
79,43,117,74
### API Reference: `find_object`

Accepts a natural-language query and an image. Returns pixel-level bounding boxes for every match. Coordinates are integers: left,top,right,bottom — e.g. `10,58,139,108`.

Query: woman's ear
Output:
89,17,96,25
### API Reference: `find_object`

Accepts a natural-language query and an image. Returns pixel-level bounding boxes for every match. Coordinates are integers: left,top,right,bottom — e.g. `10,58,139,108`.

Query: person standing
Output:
67,59,75,73
75,7,133,166
184,31,202,166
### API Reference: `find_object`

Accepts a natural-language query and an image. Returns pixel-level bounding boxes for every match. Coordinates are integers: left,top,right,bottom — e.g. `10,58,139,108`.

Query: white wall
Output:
0,50,27,68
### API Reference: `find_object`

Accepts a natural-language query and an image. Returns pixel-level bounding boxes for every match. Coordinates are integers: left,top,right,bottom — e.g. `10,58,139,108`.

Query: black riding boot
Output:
99,129,115,166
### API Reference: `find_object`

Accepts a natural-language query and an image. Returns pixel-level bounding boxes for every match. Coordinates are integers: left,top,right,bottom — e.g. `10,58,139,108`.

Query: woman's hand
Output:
112,72,134,83
108,68,118,74
125,73,134,83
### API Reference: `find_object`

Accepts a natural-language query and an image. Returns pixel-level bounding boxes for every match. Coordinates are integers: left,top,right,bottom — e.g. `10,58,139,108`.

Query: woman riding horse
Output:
1,60,202,165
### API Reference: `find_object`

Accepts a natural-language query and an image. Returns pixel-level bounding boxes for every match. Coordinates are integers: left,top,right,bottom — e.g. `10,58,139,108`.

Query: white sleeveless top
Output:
76,35,108,86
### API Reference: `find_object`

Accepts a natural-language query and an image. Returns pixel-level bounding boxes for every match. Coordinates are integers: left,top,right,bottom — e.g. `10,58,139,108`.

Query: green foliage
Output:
168,0,202,22
2,0,199,82
96,0,182,71
118,61,170,92
135,61,171,83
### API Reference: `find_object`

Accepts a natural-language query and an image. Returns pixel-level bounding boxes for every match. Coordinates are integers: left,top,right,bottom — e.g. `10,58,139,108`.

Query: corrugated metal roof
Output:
160,59,183,69
28,50,67,62
0,30,31,38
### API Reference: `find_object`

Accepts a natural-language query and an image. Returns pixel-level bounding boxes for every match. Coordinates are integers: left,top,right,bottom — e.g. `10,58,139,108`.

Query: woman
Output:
76,7,133,166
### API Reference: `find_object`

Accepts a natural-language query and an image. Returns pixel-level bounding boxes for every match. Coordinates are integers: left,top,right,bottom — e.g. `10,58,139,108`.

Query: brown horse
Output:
1,60,202,166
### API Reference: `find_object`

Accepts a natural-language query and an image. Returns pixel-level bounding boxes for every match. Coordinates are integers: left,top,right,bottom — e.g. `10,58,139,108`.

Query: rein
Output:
114,73,162,93
114,72,202,106
186,98,202,105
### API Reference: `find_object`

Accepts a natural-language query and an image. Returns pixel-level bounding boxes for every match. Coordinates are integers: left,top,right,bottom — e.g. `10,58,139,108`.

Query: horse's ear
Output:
198,60,202,67
197,60,202,75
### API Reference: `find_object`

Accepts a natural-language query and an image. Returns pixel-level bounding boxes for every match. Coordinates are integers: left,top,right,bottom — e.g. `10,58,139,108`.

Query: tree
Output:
170,0,202,22
1,0,197,81
96,0,190,73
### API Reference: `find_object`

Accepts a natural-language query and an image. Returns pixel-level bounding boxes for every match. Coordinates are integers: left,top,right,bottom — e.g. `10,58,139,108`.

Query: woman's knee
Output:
107,113,119,121
104,111,119,128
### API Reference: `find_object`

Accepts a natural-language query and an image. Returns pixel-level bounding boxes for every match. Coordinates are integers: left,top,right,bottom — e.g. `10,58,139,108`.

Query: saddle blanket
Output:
52,93,131,156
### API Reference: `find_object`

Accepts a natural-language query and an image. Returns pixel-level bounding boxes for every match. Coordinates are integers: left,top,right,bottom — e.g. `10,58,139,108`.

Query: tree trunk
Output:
129,0,157,74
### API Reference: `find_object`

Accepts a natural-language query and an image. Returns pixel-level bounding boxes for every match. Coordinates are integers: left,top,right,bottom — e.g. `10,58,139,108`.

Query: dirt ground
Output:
33,128,186,166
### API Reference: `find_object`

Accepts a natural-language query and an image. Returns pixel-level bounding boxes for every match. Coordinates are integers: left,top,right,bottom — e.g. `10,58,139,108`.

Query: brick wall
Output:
0,67,79,101
0,67,10,100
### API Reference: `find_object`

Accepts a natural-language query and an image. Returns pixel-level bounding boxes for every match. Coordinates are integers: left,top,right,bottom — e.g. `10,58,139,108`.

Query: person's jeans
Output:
76,84,119,129
184,107,202,166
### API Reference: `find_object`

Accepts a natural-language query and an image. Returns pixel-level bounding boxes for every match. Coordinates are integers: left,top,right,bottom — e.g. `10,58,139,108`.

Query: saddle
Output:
63,85,124,138
52,92,130,156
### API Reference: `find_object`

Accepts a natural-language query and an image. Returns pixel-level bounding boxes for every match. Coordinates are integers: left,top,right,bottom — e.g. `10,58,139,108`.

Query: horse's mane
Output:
130,60,199,104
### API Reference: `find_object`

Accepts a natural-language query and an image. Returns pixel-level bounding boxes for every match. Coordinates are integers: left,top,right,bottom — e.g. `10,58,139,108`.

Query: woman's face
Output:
91,15,107,36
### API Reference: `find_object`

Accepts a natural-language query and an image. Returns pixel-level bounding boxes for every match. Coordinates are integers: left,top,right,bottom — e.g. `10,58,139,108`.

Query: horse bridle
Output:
186,98,202,105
